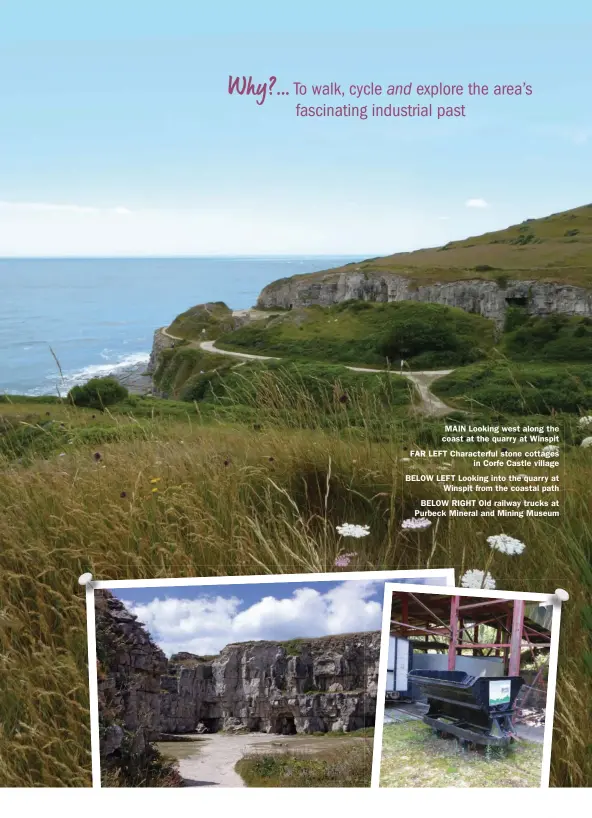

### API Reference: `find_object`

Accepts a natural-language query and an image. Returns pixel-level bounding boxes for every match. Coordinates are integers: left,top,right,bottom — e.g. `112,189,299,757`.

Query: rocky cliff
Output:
95,590,169,758
257,271,592,328
159,633,380,735
97,593,380,739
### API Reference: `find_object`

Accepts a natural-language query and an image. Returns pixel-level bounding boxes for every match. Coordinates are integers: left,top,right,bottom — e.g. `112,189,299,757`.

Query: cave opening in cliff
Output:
271,713,297,735
505,296,529,307
201,717,221,732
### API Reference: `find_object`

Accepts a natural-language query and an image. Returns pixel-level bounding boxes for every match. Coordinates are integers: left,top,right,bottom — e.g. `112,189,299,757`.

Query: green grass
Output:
166,301,236,340
236,740,372,787
501,312,592,362
153,345,235,397
260,203,592,289
217,301,495,369
0,371,590,787
380,721,543,787
433,361,592,416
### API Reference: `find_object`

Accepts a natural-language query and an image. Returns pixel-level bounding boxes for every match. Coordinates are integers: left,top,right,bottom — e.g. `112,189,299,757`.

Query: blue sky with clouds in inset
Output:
0,2,590,255
114,575,446,656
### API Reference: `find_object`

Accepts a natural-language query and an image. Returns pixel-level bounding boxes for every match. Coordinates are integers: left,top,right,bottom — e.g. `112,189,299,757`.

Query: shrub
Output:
67,377,128,410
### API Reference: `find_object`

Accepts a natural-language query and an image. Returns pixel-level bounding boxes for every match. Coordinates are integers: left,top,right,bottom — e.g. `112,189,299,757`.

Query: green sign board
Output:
489,679,511,706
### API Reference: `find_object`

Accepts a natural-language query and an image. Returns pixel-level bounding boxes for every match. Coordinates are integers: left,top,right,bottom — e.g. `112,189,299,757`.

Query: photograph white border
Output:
371,583,565,789
83,568,455,788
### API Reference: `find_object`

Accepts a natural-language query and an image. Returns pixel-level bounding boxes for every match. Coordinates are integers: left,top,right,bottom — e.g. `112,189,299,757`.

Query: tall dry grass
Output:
0,380,590,787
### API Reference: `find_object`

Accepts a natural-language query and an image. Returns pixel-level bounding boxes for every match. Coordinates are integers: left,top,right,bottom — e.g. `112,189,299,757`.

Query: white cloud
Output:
122,580,382,657
465,198,488,209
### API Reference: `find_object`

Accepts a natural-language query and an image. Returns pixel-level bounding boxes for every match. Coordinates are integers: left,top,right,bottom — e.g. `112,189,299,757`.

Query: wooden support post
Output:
495,627,502,658
473,624,479,657
401,594,409,625
448,595,460,670
509,599,526,677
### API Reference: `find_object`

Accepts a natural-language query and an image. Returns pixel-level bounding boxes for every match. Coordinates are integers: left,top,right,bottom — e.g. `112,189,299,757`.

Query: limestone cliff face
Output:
95,590,169,759
159,633,380,735
146,328,176,374
257,271,592,327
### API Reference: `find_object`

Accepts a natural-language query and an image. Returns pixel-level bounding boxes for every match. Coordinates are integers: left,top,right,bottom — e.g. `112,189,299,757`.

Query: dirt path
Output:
158,322,456,416
200,338,455,416
161,731,367,787
169,732,278,787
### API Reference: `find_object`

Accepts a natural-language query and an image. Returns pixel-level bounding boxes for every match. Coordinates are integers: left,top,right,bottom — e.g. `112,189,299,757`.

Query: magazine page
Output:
0,0,589,808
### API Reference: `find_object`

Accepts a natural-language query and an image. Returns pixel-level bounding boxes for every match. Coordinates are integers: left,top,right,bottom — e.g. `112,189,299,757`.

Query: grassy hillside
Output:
501,311,592,362
218,301,495,369
267,204,592,288
433,362,592,415
166,301,236,340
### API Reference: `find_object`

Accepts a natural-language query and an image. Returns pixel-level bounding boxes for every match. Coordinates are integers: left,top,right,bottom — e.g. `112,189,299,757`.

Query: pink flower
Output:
334,552,358,568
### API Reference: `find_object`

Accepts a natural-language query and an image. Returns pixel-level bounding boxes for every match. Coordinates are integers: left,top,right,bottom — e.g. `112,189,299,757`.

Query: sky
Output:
115,575,446,657
0,2,591,255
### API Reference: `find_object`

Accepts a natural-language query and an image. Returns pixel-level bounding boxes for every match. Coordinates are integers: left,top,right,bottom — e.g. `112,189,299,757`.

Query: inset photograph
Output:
88,569,453,787
373,584,562,788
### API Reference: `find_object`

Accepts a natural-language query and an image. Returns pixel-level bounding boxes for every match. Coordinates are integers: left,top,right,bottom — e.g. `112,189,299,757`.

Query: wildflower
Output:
578,416,592,429
268,457,275,463
150,477,161,484
94,452,102,461
120,491,127,498
334,552,358,568
401,518,432,530
224,459,230,467
338,394,348,404
487,533,525,556
542,444,559,455
59,452,66,457
461,569,496,590
336,523,370,538
151,487,159,493
400,457,411,463
45,411,50,416
581,437,592,448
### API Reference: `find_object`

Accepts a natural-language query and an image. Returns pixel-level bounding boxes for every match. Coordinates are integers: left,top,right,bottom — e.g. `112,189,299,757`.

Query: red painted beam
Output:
509,599,526,677
448,595,460,670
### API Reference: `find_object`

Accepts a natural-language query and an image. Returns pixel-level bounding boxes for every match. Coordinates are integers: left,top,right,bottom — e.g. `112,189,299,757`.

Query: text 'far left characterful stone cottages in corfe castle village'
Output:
95,591,380,763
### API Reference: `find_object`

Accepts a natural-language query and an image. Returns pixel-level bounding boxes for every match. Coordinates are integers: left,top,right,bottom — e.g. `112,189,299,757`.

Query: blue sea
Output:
0,256,361,395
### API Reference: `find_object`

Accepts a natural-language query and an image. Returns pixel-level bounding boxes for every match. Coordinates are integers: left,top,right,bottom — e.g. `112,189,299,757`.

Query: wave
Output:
24,351,150,396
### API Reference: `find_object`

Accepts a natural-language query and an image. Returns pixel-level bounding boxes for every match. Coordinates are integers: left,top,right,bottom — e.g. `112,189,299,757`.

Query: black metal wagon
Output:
408,669,524,747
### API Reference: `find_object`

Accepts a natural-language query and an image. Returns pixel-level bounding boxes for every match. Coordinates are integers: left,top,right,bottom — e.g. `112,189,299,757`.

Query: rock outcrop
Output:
159,633,380,735
146,328,176,374
95,590,168,758
257,271,592,328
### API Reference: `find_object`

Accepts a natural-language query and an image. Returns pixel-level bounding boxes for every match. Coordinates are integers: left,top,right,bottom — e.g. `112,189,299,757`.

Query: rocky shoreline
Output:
110,359,154,395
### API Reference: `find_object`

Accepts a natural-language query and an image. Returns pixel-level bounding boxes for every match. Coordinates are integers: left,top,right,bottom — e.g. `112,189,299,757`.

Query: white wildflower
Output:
542,444,559,455
487,533,526,556
400,457,411,463
578,416,592,429
461,569,496,590
581,437,592,448
401,518,432,531
336,523,370,539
